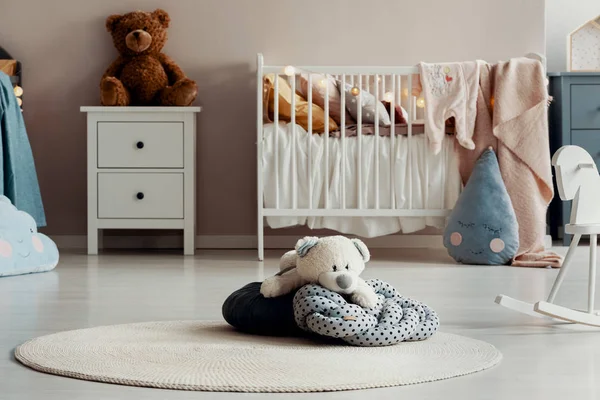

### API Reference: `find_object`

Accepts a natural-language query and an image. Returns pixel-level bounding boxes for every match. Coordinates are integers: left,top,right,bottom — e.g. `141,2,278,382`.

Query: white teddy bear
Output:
260,236,379,308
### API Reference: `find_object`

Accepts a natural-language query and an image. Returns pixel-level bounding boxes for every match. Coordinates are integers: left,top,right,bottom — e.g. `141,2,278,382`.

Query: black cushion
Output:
222,282,303,337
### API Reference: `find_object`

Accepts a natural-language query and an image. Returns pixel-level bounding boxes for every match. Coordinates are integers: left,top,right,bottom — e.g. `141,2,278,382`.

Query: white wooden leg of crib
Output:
547,233,581,303
588,234,597,314
258,215,264,262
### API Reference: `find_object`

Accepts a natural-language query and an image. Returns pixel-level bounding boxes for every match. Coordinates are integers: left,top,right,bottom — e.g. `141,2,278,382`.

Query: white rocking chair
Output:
496,145,600,325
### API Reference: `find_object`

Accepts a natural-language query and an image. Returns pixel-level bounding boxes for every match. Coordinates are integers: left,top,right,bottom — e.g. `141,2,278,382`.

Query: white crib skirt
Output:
262,122,461,238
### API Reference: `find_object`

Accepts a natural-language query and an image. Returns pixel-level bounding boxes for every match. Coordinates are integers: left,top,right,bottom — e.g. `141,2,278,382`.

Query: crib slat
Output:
412,95,417,122
424,113,429,211
407,74,413,210
291,74,297,209
274,74,279,209
374,74,379,209
341,74,346,209
324,76,330,209
307,74,313,209
357,74,362,209
441,137,446,209
389,75,394,210
397,75,401,111
366,75,370,94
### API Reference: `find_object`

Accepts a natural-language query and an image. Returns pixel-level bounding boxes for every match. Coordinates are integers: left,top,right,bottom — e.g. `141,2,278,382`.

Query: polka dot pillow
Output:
293,279,439,346
443,148,519,265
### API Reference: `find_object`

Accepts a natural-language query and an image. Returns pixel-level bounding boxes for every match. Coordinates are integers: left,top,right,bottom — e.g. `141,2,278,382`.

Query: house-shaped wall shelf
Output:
568,15,600,72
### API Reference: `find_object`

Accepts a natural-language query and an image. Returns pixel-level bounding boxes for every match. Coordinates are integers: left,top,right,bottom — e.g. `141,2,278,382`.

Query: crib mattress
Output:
262,122,461,238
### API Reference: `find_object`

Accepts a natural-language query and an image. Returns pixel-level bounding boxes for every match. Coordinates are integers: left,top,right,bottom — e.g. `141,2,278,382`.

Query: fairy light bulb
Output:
350,86,360,96
13,85,23,97
319,78,327,88
402,88,409,97
16,97,22,106
416,97,425,108
377,76,382,82
384,91,394,102
283,65,295,76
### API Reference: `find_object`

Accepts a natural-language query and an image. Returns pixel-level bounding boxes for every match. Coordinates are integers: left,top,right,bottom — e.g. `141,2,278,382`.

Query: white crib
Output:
256,52,545,261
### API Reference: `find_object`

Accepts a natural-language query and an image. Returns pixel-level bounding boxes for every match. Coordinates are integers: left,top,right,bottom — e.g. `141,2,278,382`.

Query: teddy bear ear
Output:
351,238,370,262
105,14,122,33
152,9,171,28
295,236,319,257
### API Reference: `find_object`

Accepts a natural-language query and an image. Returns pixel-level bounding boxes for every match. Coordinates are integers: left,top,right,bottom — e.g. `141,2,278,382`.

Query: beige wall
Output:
0,0,545,236
546,0,600,72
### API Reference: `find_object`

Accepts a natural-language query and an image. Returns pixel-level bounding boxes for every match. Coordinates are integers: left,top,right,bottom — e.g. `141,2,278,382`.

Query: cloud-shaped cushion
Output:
0,195,59,277
443,149,519,265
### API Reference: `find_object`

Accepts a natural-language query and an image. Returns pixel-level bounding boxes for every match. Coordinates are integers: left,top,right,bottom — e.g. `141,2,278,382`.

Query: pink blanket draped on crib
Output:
456,58,562,268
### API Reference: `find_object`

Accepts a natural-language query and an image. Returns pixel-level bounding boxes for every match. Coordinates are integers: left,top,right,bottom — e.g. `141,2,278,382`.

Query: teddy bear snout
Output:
126,30,152,52
336,274,353,290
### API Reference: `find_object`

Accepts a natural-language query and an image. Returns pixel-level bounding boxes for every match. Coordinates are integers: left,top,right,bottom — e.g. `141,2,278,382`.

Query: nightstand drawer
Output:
571,130,600,169
571,85,600,129
98,173,184,219
97,122,184,168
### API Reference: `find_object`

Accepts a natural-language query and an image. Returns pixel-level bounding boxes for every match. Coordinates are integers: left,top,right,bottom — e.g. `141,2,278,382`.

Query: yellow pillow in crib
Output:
264,73,338,134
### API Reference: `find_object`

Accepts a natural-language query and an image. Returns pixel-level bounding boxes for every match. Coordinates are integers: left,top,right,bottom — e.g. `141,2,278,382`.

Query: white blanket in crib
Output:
262,122,461,238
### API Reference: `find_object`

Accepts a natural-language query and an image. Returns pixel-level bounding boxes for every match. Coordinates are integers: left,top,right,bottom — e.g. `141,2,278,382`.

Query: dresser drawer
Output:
97,173,184,219
571,85,600,129
97,122,184,168
571,130,600,169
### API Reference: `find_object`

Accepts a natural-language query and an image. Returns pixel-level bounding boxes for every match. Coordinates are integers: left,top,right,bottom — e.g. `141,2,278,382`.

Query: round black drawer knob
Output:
136,192,144,200
136,141,144,149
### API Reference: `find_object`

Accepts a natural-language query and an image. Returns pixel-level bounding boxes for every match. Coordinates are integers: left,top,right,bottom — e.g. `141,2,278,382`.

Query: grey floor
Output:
2,247,599,399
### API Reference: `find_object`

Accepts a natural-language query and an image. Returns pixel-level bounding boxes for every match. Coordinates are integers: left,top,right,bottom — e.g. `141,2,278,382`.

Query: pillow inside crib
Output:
382,101,408,124
263,74,338,133
0,60,17,76
296,74,354,126
443,148,519,265
338,81,391,127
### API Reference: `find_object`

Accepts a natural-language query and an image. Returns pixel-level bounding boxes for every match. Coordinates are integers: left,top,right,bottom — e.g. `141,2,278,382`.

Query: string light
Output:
283,65,295,76
416,97,425,108
13,85,23,97
16,97,22,106
319,78,327,87
350,86,360,96
384,91,394,102
402,88,409,97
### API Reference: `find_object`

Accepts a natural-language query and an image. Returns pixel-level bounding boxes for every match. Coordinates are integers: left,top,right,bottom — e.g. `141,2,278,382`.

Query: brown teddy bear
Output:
100,9,197,106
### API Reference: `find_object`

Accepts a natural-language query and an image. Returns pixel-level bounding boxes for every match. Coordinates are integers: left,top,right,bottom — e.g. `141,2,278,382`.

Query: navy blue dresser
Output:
548,72,600,245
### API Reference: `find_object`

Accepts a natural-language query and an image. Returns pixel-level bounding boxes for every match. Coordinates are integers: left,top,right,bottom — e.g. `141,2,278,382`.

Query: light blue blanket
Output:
0,72,46,227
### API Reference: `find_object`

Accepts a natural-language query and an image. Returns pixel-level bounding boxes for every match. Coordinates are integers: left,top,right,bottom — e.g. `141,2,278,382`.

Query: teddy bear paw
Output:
167,78,198,106
351,290,378,309
260,276,283,298
101,77,129,106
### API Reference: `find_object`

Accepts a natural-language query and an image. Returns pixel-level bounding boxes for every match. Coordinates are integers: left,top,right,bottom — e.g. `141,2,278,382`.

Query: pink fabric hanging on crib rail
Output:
455,57,562,268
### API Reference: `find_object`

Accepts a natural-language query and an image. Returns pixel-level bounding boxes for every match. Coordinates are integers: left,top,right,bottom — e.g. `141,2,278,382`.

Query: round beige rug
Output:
15,321,501,392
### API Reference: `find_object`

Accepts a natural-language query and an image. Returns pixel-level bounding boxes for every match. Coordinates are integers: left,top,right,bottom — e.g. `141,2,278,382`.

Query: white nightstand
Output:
81,106,201,255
